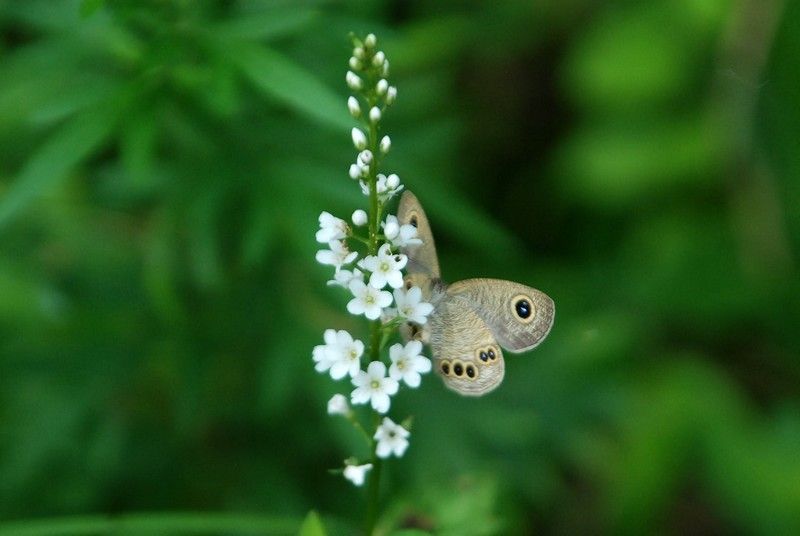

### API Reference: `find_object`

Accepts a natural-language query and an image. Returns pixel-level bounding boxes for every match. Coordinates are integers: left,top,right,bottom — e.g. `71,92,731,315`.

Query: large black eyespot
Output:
453,363,464,377
479,351,488,362
515,299,531,319
441,362,450,375
410,216,418,227
466,365,475,378
488,349,496,360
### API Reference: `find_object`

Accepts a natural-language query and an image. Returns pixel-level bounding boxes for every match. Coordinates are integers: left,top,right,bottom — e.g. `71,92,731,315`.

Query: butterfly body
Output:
398,192,554,396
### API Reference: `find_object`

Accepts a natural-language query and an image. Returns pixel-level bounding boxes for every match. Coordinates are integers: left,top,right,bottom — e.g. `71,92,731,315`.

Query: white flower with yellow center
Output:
347,279,393,320
361,244,407,289
388,340,431,388
315,211,348,243
351,361,399,414
374,417,410,458
315,240,357,270
392,286,434,324
327,330,365,380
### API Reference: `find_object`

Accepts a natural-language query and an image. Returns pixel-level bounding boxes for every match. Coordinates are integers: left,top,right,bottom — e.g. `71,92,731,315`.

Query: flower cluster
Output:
313,33,434,488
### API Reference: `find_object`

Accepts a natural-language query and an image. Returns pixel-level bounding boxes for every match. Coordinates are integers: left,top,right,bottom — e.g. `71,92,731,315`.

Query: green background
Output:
1,0,799,534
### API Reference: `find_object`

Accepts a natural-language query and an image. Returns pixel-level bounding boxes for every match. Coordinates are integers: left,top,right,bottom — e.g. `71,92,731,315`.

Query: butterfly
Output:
398,191,555,396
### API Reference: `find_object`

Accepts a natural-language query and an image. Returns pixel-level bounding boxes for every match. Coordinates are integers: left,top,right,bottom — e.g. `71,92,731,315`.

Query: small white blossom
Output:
376,79,388,95
383,215,422,248
343,462,372,486
316,211,348,243
392,286,434,324
353,46,364,59
349,164,361,179
364,33,376,48
388,340,432,388
351,209,368,226
348,56,361,70
358,150,373,165
381,60,389,77
351,127,367,150
326,330,365,380
347,279,393,320
327,267,364,288
386,86,397,104
374,417,410,458
346,71,362,90
351,361,398,414
327,394,350,416
372,51,385,67
312,329,338,373
380,135,391,154
361,244,407,289
360,174,403,201
369,106,381,123
347,96,360,117
316,240,357,270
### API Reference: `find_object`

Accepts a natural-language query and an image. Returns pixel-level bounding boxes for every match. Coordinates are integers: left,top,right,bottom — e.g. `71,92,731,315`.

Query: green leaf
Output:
79,0,105,18
226,43,350,131
297,511,327,536
0,102,118,229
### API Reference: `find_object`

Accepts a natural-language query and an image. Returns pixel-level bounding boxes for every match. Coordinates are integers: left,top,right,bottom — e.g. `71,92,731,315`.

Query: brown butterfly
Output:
398,191,554,396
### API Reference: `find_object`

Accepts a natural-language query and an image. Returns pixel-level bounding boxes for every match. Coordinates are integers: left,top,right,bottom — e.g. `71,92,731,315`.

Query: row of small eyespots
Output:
440,359,478,379
477,346,498,363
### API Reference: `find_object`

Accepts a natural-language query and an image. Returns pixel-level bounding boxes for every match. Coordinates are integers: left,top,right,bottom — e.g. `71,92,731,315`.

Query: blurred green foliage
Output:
1,0,799,534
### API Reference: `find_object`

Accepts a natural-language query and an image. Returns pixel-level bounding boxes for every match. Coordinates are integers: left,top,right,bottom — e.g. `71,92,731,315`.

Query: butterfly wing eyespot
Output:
510,294,536,324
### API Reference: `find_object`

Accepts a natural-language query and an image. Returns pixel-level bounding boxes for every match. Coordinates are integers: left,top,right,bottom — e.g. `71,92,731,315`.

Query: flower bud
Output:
382,60,390,77
353,46,364,59
351,128,367,150
369,106,381,123
347,96,360,118
372,51,385,67
346,71,362,90
365,34,376,48
349,56,361,70
386,173,400,189
380,135,391,154
349,164,361,180
327,394,350,416
384,220,400,240
358,150,373,165
376,79,388,95
386,86,397,105
352,209,368,226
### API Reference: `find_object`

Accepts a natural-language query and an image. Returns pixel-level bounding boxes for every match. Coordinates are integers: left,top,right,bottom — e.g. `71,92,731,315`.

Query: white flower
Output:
392,286,434,324
382,215,422,248
348,56,361,70
347,279,393,320
389,340,432,388
351,127,367,150
381,60,390,77
369,106,381,123
348,164,361,179
351,209,368,226
351,361,398,414
353,46,364,59
386,86,397,104
327,267,364,288
361,244,407,289
316,240,357,270
376,79,388,95
347,96,360,117
316,211,348,243
312,329,338,373
327,330,365,380
374,417,410,458
372,51,385,67
380,135,391,154
364,33,376,48
346,71,362,90
343,462,372,486
327,394,350,416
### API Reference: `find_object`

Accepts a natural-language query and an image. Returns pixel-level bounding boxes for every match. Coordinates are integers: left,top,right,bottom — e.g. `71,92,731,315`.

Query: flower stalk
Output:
313,32,431,536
